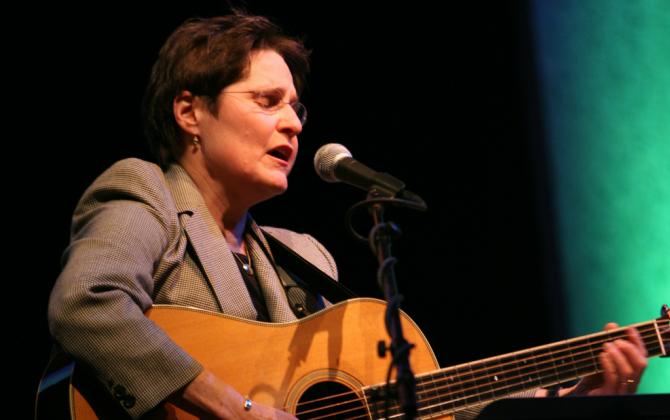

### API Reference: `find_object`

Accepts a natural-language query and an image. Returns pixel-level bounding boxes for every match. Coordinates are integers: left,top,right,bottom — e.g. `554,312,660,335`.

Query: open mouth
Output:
267,145,293,163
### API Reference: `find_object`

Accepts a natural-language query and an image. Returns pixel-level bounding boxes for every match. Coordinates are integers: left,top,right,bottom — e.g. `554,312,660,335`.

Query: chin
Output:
271,182,289,196
250,168,291,201
261,177,289,198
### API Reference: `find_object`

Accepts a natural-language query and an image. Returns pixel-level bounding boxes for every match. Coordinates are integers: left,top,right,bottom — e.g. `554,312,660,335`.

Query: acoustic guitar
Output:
36,298,669,419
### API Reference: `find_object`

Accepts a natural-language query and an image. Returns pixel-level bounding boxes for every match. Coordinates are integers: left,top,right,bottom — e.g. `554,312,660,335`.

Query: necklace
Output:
232,252,253,275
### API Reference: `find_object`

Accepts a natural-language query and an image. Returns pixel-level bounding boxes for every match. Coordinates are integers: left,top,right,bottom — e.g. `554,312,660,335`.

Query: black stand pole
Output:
368,196,417,418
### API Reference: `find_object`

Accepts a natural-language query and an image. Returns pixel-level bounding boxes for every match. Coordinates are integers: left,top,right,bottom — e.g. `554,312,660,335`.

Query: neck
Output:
223,214,248,253
179,157,250,252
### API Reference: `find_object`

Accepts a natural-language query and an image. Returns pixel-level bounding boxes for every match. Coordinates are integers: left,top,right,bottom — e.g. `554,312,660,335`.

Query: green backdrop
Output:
532,0,669,393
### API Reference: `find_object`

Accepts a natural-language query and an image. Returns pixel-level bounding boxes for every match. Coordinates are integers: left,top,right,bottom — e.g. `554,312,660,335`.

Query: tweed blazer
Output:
48,158,338,418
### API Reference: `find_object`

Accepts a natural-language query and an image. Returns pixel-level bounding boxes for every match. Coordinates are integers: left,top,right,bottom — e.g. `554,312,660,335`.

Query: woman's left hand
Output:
565,323,648,396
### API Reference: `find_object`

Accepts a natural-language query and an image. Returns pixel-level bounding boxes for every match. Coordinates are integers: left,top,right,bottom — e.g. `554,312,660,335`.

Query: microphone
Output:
314,143,406,197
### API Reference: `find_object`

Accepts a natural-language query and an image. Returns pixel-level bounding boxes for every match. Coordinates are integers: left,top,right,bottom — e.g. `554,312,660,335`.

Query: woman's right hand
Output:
177,369,297,419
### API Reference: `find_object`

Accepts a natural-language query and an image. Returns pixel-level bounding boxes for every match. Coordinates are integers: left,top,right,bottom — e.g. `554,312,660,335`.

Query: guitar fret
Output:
467,364,480,404
464,363,485,407
476,360,494,399
653,320,667,356
576,339,593,375
416,370,452,417
416,372,440,417
554,342,571,379
529,350,544,386
441,371,457,413
585,335,598,376
513,351,538,388
491,358,514,397
553,341,585,383
449,366,467,408
539,346,561,383
645,324,660,355
581,336,601,377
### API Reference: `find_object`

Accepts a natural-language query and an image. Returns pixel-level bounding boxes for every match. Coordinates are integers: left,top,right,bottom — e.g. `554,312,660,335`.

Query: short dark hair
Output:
143,13,310,168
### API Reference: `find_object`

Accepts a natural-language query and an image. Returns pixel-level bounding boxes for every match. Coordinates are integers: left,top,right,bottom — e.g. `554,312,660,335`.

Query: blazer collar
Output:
163,164,255,319
163,164,296,322
163,163,204,215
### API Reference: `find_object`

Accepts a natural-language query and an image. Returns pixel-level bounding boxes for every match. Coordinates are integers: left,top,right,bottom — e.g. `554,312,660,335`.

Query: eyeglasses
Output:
221,89,307,126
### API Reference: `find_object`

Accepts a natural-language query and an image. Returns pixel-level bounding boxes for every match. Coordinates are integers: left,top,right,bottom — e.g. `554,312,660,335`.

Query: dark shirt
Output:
233,252,270,322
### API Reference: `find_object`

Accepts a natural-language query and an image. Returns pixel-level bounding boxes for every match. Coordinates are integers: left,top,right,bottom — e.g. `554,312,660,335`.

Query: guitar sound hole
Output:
295,381,368,419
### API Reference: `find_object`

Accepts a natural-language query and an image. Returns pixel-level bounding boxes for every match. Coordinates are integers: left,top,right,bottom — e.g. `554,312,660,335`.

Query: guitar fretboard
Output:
364,318,669,419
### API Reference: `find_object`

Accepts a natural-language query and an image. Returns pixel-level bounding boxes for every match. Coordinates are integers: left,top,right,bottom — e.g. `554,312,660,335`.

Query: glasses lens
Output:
293,102,307,126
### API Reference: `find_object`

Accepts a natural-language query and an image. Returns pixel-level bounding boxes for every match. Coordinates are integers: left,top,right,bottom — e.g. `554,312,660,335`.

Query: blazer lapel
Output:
246,220,297,323
164,164,259,320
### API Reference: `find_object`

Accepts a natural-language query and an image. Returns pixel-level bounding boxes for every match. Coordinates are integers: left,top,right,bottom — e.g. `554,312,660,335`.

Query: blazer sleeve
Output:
48,159,202,418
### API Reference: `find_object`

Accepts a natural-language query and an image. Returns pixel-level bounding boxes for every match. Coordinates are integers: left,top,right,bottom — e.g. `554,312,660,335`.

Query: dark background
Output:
25,1,567,416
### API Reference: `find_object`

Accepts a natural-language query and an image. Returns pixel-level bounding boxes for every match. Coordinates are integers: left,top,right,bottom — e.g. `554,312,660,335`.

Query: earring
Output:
192,136,200,147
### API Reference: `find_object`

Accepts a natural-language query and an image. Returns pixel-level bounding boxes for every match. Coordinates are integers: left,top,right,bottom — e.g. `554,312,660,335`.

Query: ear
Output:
173,90,201,136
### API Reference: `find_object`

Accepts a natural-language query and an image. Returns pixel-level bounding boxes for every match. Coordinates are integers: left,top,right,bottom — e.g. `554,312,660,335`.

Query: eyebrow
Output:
255,86,298,102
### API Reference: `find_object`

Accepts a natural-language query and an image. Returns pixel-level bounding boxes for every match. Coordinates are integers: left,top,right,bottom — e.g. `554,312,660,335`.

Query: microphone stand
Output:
366,188,418,419
343,182,426,418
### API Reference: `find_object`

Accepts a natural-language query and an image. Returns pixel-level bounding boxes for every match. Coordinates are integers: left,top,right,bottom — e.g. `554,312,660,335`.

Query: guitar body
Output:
38,298,449,419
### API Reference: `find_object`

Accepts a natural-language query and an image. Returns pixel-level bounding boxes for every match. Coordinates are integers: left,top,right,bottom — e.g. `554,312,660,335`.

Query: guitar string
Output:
294,328,668,420
288,323,668,418
292,328,664,420
361,323,664,419
287,324,667,419
290,325,666,419
290,324,662,413
408,323,668,410
316,326,670,413
415,325,666,419
300,322,668,414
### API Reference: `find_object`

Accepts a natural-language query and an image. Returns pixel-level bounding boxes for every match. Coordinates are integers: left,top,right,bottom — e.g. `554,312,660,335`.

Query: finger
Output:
607,339,635,377
613,340,647,393
616,336,648,372
626,327,649,357
607,340,638,394
599,344,619,394
602,322,636,394
604,322,619,331
260,404,297,420
276,409,298,420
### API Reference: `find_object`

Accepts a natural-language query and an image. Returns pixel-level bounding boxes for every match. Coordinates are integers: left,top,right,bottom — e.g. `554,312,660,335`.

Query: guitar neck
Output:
364,318,668,418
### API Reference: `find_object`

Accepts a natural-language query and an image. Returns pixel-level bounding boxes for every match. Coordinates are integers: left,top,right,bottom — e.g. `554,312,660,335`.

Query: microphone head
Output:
314,143,352,182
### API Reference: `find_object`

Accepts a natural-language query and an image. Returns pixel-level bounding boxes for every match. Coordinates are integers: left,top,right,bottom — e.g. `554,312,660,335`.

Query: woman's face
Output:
194,49,303,204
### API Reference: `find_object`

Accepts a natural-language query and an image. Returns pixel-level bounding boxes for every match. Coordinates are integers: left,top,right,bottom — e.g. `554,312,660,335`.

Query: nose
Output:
277,103,303,137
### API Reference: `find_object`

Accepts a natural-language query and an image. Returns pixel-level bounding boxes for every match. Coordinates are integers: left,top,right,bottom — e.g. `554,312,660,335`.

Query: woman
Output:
49,13,329,419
